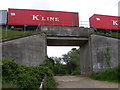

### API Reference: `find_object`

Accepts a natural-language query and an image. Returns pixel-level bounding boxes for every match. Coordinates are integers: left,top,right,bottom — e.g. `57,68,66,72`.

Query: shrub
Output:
45,76,58,89
2,59,54,88
71,68,81,75
2,80,18,88
2,59,19,82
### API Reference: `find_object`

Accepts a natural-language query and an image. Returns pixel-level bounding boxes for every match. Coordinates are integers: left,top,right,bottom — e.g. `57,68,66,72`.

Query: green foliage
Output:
95,31,120,38
71,68,81,75
2,58,54,88
2,80,18,88
45,77,58,89
2,59,19,82
62,48,80,65
53,64,68,75
62,48,80,75
106,32,120,38
44,48,81,76
1,28,38,39
90,64,120,83
44,56,55,72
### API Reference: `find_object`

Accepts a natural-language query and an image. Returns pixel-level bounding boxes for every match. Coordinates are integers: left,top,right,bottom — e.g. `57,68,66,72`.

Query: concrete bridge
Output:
2,26,120,74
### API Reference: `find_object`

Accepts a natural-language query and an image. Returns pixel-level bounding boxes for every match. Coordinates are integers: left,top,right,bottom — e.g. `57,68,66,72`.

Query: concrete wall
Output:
80,40,93,74
90,34,120,72
2,33,47,66
41,26,94,37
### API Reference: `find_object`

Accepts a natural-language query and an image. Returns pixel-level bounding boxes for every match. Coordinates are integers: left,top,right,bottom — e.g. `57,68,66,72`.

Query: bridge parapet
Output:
41,26,94,37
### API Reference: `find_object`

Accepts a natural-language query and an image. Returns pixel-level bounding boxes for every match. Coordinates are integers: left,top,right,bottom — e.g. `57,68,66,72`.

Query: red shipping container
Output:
8,8,79,27
89,14,119,30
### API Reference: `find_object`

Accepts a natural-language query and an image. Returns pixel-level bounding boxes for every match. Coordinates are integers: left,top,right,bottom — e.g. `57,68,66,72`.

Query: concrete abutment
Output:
2,33,47,66
90,34,120,72
80,40,93,74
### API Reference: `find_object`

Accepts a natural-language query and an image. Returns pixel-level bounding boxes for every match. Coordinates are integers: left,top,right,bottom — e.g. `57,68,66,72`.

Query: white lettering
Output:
42,17,46,21
112,20,118,25
49,17,54,21
33,15,39,20
55,18,59,21
32,15,59,22
47,17,49,21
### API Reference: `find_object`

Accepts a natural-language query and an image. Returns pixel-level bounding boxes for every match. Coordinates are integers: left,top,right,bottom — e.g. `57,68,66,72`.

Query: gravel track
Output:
54,76,119,88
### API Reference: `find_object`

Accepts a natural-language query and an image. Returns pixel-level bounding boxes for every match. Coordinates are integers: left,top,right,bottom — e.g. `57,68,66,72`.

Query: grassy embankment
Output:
1,27,120,39
90,65,120,83
1,28,38,39
98,32,120,38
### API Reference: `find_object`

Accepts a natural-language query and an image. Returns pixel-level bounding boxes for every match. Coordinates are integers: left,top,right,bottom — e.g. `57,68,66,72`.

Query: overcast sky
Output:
1,0,119,57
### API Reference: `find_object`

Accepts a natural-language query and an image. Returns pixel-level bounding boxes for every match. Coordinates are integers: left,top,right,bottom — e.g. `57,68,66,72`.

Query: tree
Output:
44,56,55,72
44,48,81,75
62,48,80,74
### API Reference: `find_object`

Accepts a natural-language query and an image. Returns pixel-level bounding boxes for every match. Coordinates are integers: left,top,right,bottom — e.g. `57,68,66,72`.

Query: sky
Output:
1,0,119,57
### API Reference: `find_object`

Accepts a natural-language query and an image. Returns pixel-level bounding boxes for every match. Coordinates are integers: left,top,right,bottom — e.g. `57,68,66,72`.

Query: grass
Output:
104,32,120,38
1,27,120,39
1,28,38,39
90,65,120,83
95,32,120,38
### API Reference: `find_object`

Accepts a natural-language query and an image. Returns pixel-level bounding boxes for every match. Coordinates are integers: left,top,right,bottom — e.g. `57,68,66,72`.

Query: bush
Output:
2,80,18,88
46,77,58,89
2,59,19,82
71,68,81,75
2,59,54,88
54,64,68,75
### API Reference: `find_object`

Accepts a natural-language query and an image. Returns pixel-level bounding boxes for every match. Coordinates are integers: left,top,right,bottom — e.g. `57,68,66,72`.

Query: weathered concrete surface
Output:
54,76,119,88
41,26,93,37
0,26,2,61
0,28,2,90
47,36,88,46
2,33,47,66
90,34,120,72
80,40,92,74
0,40,2,61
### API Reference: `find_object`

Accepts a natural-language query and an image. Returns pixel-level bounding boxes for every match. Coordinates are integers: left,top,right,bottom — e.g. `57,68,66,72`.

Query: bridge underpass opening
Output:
47,46,80,75
47,36,88,58
46,37,91,75
47,46,79,58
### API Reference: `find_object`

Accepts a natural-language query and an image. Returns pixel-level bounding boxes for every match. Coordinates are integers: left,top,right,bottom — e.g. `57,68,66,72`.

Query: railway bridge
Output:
2,26,119,74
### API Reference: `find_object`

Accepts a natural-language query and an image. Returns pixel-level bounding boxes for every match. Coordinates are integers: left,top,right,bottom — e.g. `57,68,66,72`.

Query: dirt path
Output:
54,76,119,88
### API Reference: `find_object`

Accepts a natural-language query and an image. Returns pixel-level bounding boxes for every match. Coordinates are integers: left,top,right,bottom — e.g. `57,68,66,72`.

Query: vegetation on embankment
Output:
105,32,120,38
93,32,120,38
2,59,57,89
1,26,120,39
1,28,38,39
90,65,120,83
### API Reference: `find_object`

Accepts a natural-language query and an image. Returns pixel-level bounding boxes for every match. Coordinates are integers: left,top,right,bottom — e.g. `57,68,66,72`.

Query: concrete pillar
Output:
80,40,92,74
2,33,47,66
